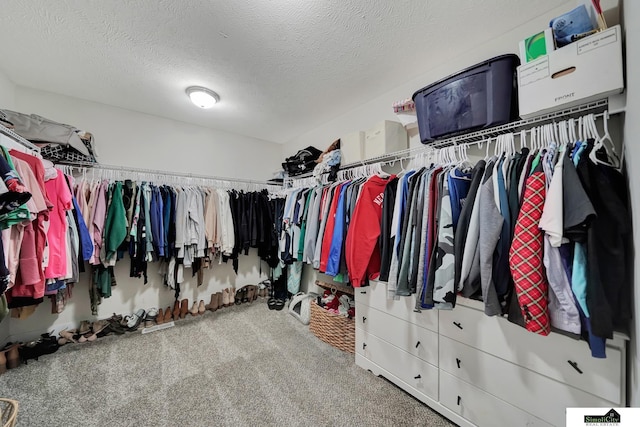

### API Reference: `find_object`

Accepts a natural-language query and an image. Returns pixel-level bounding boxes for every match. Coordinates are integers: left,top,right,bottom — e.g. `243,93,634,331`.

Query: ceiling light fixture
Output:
186,86,220,109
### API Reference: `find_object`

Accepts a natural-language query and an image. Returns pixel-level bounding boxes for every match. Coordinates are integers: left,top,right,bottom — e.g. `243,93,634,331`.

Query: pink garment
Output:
75,180,90,227
12,157,48,217
9,149,52,210
10,222,42,298
44,169,72,279
89,181,107,265
7,154,49,298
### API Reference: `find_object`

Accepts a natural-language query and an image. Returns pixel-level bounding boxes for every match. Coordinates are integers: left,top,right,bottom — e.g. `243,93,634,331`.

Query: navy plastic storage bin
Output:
412,54,520,144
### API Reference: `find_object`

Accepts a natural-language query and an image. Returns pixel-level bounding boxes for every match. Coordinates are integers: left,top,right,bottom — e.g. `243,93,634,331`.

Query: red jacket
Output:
319,183,345,272
346,175,395,287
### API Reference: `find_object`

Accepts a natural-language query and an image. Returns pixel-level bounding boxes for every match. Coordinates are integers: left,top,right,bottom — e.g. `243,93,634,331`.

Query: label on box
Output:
578,27,618,55
518,56,550,87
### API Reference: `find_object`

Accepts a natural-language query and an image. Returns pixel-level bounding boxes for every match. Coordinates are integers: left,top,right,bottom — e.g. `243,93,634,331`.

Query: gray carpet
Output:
0,301,454,427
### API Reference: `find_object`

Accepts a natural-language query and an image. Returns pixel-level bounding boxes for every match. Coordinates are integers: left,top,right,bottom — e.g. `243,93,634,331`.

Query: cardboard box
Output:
340,131,364,165
517,25,623,118
364,120,408,159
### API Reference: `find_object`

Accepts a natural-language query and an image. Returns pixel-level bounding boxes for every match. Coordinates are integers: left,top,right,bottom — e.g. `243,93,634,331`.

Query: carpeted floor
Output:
0,301,454,427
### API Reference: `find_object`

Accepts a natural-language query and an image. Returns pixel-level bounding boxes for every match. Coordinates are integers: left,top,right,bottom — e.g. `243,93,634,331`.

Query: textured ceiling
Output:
0,0,567,143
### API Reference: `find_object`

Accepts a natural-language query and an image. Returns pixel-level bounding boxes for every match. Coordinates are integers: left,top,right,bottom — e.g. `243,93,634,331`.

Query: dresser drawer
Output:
439,305,622,404
439,336,614,427
440,370,552,427
357,329,438,400
354,281,438,332
356,303,438,366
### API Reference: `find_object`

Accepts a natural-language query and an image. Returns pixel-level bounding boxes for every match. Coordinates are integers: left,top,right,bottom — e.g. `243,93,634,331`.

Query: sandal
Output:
236,287,246,305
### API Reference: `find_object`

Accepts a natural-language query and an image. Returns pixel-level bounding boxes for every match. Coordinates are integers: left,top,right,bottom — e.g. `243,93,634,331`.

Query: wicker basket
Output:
0,399,18,427
309,301,355,353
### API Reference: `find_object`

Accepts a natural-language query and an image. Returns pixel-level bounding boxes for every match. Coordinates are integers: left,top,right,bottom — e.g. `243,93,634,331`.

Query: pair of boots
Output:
189,301,206,316
205,292,223,312
170,299,190,321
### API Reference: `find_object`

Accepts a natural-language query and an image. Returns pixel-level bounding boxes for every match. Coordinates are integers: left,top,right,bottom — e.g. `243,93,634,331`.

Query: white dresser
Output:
354,281,628,427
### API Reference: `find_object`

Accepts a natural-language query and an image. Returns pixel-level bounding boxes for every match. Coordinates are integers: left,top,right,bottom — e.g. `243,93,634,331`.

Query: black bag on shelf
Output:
282,146,322,176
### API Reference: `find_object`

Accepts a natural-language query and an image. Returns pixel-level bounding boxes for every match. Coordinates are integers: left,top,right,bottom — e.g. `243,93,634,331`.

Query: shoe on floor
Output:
164,306,173,322
126,309,146,330
189,302,199,316
180,299,189,319
198,300,205,314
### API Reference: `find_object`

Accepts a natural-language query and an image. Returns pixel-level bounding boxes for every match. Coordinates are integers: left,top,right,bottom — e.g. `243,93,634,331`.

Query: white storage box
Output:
517,25,623,118
340,131,364,164
364,120,408,160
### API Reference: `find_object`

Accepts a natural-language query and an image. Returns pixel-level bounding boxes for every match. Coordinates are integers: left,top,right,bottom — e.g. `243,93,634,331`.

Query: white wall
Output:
0,69,16,110
6,87,283,342
0,69,15,343
622,0,639,407
15,86,281,180
282,1,575,155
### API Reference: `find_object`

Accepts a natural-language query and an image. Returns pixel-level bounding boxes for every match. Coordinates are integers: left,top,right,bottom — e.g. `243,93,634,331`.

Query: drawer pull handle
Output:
568,360,583,374
362,316,367,323
360,291,367,294
456,358,461,369
414,375,421,379
415,341,421,348
453,322,463,330
362,343,367,350
457,396,461,406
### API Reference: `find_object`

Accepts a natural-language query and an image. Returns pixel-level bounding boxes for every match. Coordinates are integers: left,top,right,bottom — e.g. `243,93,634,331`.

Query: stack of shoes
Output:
123,309,146,331
18,333,60,364
235,285,259,304
98,315,127,337
0,343,21,374
257,281,270,298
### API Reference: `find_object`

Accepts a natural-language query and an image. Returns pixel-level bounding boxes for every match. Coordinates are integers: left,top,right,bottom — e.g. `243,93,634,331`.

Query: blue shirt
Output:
325,182,351,276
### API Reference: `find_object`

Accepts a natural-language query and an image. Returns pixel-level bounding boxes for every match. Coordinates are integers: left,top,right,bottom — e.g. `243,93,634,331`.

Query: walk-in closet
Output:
0,1,639,426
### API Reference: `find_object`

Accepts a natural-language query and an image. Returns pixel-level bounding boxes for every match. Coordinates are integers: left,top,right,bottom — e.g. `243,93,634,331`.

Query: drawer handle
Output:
360,291,367,294
415,341,421,348
568,360,583,374
362,316,367,323
457,396,461,406
414,375,421,379
362,343,367,350
456,358,461,369
453,322,463,330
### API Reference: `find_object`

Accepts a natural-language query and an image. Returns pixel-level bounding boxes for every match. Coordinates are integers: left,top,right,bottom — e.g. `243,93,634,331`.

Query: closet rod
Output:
0,124,41,153
347,98,610,169
64,162,281,188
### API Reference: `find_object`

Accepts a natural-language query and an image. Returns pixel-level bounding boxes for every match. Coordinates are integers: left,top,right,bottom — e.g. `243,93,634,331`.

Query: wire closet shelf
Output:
284,98,611,188
57,163,282,192
0,124,41,153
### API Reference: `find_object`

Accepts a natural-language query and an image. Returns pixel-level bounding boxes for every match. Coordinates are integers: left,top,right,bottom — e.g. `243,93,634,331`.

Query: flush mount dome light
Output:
186,86,220,108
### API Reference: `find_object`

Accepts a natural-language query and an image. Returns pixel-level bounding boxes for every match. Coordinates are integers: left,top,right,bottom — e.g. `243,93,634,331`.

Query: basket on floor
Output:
0,399,18,427
309,301,355,354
